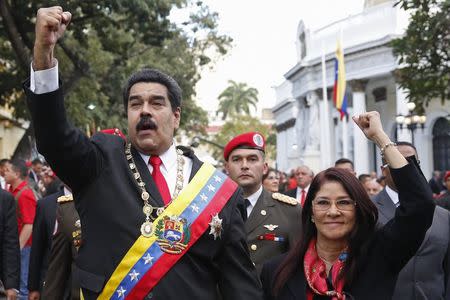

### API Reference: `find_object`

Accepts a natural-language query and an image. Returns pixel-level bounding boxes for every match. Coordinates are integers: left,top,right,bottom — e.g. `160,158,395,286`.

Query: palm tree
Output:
217,80,259,120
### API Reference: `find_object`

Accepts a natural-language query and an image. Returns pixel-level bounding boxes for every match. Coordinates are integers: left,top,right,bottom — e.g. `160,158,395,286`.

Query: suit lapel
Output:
374,189,396,224
245,189,275,234
130,146,164,207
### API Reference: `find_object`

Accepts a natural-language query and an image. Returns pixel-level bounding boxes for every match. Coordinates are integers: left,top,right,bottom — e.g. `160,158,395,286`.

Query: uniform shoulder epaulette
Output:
272,193,298,206
57,194,74,203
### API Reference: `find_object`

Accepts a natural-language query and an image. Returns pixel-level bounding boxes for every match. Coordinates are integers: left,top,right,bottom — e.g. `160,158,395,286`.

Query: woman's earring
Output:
311,217,315,223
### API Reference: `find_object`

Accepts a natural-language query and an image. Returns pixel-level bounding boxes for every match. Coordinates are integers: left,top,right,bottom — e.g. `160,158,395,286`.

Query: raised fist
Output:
33,6,71,70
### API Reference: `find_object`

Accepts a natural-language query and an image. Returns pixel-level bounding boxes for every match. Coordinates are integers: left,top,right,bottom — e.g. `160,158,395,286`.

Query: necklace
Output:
125,143,185,237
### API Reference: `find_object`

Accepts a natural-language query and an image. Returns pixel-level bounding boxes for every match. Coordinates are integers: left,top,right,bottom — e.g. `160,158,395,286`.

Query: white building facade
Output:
273,0,450,178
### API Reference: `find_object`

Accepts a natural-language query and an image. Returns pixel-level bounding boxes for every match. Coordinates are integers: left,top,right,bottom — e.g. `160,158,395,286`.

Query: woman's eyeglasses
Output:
312,199,356,211
266,176,280,180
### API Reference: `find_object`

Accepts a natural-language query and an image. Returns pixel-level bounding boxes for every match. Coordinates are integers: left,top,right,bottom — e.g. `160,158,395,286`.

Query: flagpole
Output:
321,45,331,167
342,115,349,158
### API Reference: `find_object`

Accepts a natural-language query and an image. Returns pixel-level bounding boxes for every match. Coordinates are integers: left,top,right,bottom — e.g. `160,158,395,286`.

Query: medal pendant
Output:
156,207,165,216
141,221,153,238
143,204,153,216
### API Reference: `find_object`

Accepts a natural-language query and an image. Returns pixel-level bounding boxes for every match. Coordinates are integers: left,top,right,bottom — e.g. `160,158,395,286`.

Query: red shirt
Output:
10,180,37,247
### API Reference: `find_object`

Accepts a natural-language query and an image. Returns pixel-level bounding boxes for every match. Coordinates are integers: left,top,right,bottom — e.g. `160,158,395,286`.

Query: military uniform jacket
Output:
246,189,301,274
28,190,62,292
43,196,81,300
24,84,262,300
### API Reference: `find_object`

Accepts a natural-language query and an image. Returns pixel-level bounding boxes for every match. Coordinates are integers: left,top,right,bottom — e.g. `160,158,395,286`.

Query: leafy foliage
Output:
211,115,276,163
392,0,449,112
216,80,259,120
0,0,232,156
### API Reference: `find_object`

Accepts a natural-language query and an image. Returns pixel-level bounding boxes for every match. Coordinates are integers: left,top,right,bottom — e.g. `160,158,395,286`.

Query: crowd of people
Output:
0,6,449,300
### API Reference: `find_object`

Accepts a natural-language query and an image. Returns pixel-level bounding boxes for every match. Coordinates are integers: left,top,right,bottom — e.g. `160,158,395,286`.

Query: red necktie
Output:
149,156,171,205
300,189,306,207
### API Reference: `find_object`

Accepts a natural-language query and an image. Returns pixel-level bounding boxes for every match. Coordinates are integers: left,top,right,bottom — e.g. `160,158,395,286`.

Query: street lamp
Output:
191,136,224,150
395,102,426,145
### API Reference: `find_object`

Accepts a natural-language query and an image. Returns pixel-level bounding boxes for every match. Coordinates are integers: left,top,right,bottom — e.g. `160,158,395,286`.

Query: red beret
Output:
100,128,126,141
444,171,450,182
223,132,265,160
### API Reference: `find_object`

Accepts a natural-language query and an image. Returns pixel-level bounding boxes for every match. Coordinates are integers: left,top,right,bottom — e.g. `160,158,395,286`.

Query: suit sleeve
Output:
2,193,20,290
377,159,435,273
217,188,263,299
445,213,450,299
42,222,71,299
23,82,103,192
28,200,46,291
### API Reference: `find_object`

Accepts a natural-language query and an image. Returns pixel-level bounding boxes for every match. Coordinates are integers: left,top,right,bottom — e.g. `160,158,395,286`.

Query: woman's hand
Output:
352,111,389,147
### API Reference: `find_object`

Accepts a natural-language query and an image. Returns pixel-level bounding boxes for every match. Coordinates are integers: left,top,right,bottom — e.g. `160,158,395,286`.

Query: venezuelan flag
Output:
332,40,347,120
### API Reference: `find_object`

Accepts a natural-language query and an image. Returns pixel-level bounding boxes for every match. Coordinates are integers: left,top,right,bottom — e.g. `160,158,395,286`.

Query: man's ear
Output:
263,162,269,175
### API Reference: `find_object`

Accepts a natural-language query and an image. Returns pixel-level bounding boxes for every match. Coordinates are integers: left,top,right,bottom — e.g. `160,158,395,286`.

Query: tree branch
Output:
0,0,31,71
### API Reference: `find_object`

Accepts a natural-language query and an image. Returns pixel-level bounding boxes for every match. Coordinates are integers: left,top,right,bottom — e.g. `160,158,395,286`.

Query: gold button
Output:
251,244,257,251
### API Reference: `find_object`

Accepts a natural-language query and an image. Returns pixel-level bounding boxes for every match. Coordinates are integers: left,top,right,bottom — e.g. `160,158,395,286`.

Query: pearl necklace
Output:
125,143,185,237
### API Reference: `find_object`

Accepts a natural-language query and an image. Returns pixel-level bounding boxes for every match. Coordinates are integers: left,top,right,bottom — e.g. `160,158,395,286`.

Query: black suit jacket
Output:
261,162,435,300
283,188,297,199
374,188,450,299
28,191,61,292
0,189,20,290
25,84,262,300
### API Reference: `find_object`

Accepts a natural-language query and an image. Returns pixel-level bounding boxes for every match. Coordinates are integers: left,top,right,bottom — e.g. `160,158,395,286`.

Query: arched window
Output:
432,117,450,170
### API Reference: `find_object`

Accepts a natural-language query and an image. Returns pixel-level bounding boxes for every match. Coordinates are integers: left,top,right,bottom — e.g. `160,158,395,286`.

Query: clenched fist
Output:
33,6,71,70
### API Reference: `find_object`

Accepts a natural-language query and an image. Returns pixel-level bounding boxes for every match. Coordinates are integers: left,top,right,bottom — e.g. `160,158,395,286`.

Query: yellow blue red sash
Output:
98,163,237,299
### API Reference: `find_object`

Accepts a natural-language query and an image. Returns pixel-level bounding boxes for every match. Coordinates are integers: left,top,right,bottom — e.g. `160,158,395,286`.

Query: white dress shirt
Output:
246,185,263,218
386,185,400,207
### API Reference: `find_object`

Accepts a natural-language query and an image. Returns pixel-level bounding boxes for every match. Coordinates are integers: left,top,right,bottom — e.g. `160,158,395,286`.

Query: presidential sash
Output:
99,163,237,299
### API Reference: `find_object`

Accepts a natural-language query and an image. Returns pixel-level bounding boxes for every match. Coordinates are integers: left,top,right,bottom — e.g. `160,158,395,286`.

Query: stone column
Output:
317,89,333,169
395,83,412,142
350,80,370,175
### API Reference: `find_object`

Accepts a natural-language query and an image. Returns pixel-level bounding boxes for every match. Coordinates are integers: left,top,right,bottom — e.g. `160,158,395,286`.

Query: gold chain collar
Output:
125,143,185,237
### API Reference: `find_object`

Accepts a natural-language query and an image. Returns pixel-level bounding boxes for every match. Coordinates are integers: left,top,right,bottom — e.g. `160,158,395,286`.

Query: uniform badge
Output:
208,213,223,240
260,210,267,216
264,224,278,231
155,215,190,254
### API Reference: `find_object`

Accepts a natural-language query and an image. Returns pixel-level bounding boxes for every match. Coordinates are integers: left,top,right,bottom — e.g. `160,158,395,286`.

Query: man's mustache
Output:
136,116,158,131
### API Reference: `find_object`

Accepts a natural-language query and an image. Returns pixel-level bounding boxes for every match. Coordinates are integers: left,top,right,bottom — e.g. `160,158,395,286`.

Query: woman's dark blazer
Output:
261,160,435,300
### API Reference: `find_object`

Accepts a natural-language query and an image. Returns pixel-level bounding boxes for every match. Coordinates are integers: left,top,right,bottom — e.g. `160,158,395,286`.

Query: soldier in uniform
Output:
224,132,302,274
42,193,81,300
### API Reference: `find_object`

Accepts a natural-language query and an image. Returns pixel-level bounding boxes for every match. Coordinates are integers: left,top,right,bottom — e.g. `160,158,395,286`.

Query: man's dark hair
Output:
31,158,42,165
334,158,354,168
358,174,371,183
0,158,10,167
11,159,28,179
396,141,417,152
123,68,182,113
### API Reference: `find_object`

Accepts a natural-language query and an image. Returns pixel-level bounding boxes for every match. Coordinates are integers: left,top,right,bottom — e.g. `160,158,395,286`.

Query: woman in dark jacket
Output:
261,111,435,300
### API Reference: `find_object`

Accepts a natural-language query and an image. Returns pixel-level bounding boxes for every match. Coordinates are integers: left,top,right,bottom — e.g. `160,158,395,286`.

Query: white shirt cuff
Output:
30,60,59,94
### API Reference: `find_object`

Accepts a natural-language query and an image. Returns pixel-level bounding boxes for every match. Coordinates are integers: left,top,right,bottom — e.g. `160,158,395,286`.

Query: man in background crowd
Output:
284,165,314,207
4,160,38,300
334,158,356,176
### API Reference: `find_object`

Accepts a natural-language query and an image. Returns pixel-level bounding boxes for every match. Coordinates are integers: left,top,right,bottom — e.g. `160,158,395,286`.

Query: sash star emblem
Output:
190,204,200,213
209,213,223,240
129,269,140,281
143,253,154,265
200,193,208,201
207,184,216,192
214,175,222,182
117,286,126,298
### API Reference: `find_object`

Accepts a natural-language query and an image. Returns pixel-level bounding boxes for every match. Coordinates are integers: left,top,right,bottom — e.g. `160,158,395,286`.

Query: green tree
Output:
211,115,276,163
0,0,231,158
216,80,258,120
392,0,449,112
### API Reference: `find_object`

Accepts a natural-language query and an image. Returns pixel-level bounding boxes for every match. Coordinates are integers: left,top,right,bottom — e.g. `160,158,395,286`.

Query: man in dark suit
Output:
28,190,63,300
373,141,450,299
23,6,261,300
224,132,302,274
284,165,314,207
42,193,81,300
0,189,20,299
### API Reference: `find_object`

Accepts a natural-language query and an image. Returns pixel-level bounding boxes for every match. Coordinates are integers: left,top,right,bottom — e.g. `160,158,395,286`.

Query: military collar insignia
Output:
208,213,223,240
264,224,278,231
